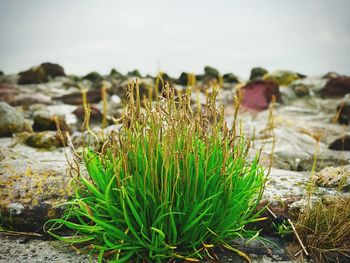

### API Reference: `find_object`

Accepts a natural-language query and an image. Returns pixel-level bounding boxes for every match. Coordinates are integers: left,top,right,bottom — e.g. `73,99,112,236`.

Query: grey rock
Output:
0,102,27,137
32,110,72,133
0,235,93,263
263,168,309,200
229,96,350,171
315,166,350,191
289,77,327,95
46,104,78,125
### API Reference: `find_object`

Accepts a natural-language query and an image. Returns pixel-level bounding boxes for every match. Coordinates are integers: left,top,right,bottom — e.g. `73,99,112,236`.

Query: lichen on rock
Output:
0,138,74,229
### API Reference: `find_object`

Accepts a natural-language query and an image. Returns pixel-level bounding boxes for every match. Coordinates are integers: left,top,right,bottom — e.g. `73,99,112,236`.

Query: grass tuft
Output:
46,81,266,262
294,196,350,263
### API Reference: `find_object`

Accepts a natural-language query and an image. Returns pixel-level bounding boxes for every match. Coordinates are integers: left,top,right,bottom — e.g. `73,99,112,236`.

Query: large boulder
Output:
250,67,268,80
0,139,73,229
53,90,102,105
321,76,350,98
329,135,350,151
18,63,65,84
0,102,27,137
337,102,350,125
241,80,282,111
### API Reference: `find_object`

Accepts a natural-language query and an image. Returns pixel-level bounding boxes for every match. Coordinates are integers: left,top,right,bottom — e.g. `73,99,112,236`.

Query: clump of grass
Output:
46,81,266,262
294,196,350,263
272,220,292,239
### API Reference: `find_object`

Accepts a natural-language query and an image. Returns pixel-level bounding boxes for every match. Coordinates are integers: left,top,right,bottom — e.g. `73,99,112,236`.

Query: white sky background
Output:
0,0,349,79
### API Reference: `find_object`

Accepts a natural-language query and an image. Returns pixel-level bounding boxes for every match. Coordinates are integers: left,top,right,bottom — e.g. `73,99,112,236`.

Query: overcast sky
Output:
0,0,349,79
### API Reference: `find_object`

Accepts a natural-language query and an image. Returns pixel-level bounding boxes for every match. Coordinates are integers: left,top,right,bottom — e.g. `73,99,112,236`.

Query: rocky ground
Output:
0,63,350,262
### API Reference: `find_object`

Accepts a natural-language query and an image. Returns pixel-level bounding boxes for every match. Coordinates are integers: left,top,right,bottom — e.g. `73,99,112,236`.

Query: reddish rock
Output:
321,77,350,98
337,102,350,125
241,80,282,111
53,90,102,105
73,105,102,122
329,135,350,151
11,93,52,107
0,83,17,103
